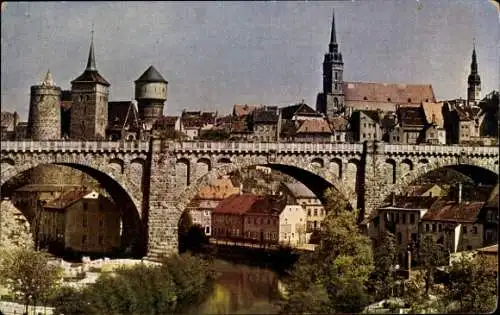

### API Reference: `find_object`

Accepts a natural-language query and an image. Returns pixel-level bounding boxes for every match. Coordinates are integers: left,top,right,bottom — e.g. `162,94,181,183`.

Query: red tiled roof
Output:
404,184,441,197
397,106,426,126
233,104,263,117
380,196,439,209
296,119,332,134
343,82,435,104
328,116,349,131
247,195,287,214
213,194,260,215
422,200,484,222
44,188,92,209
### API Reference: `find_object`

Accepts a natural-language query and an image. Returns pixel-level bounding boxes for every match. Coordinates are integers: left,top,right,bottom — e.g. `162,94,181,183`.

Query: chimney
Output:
458,183,462,204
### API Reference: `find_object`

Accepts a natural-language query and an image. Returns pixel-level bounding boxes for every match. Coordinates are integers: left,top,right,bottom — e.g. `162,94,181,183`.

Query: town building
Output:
212,194,257,241
350,110,383,142
371,196,439,263
479,184,498,246
328,116,351,143
420,199,485,253
106,101,142,141
280,182,325,232
279,204,308,246
41,189,121,253
250,106,279,142
243,195,285,245
421,101,446,144
1,111,19,140
390,106,427,144
186,176,240,236
180,111,217,139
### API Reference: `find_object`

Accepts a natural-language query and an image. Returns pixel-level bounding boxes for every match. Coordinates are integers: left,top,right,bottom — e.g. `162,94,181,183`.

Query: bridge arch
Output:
174,158,358,221
1,157,147,257
375,160,498,211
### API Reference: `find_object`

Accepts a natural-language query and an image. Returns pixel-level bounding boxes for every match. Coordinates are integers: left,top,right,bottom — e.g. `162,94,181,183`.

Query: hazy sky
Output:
1,1,499,120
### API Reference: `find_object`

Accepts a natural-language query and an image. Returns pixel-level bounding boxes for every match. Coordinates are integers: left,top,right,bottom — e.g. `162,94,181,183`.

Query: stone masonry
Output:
1,139,498,260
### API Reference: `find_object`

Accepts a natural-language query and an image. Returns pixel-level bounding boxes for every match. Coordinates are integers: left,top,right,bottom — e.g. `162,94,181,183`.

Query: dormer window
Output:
363,96,368,100
408,98,412,103
387,98,391,102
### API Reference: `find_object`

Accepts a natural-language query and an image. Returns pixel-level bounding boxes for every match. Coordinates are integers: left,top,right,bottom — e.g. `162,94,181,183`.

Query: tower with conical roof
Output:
27,70,62,140
135,65,168,130
70,27,110,140
316,9,344,118
467,41,481,106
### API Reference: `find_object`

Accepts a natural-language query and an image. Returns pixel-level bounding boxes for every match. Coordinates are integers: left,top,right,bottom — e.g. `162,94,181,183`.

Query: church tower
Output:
135,65,168,131
70,28,110,140
27,70,62,140
467,41,481,106
316,9,344,118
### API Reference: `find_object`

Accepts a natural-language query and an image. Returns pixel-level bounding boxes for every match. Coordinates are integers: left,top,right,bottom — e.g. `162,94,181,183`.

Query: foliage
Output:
444,254,497,313
369,230,398,300
0,248,62,313
199,129,231,141
52,253,214,315
178,211,209,253
417,235,447,295
280,188,374,314
416,168,473,185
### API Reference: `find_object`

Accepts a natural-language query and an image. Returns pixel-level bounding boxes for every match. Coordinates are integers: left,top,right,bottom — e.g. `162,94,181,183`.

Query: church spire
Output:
470,38,478,74
86,24,96,71
329,9,338,53
41,69,54,86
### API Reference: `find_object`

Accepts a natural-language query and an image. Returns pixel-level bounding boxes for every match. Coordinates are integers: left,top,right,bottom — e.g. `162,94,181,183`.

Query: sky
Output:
1,1,499,120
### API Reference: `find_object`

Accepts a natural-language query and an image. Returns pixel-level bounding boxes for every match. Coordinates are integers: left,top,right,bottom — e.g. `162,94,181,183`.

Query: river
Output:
184,259,284,314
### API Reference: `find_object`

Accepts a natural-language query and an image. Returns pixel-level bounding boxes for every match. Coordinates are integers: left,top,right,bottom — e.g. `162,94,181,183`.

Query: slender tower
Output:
135,65,168,130
467,40,481,106
316,9,344,118
27,70,62,140
70,27,110,140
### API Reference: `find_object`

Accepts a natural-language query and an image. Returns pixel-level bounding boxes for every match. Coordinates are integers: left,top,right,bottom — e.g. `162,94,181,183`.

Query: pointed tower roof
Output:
328,9,339,53
71,26,110,86
468,40,480,85
41,69,55,86
135,65,168,83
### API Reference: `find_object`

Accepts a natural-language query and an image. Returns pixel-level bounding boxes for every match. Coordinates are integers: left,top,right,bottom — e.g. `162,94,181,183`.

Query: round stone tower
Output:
27,70,62,140
134,65,168,130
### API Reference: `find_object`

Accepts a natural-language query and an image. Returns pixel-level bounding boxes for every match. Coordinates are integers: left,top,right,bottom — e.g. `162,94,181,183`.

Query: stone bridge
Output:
1,140,498,259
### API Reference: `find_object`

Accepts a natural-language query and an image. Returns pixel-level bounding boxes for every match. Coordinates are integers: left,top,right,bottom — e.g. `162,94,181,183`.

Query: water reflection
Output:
190,259,282,314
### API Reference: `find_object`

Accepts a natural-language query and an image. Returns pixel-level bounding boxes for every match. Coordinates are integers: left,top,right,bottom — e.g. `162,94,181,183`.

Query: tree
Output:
280,188,374,314
369,230,398,299
444,254,497,313
417,234,447,295
0,248,62,314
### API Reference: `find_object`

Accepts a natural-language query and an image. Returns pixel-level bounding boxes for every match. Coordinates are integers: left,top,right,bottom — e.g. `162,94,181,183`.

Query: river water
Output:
185,259,283,314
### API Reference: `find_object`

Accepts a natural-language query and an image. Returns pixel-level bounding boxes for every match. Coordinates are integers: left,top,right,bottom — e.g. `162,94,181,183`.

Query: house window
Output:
411,233,417,243
401,214,406,224
425,224,429,232
432,224,436,232
82,215,87,228
82,235,87,245
438,224,442,232
83,202,88,211
462,226,467,234
205,226,210,234
363,133,366,138
397,232,402,244
472,226,478,234
314,209,318,216
307,210,311,216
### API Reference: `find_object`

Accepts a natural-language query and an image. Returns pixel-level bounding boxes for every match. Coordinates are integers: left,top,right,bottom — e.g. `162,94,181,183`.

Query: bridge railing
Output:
0,140,150,152
171,141,364,153
383,144,499,156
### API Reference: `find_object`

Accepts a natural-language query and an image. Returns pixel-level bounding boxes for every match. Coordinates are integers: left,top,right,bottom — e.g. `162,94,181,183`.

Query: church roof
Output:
343,82,435,106
135,65,168,83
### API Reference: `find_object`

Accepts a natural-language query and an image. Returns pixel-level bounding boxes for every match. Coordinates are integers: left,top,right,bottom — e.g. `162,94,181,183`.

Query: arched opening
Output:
1,163,145,259
177,163,354,253
329,158,343,179
385,159,397,184
175,158,190,186
311,158,324,168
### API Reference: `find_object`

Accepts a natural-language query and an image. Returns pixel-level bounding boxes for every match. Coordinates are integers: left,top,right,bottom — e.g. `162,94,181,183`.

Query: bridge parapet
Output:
169,141,364,154
0,140,150,153
383,144,499,157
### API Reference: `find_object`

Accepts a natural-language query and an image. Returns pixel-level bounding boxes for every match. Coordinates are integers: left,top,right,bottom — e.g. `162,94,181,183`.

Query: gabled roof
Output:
360,110,382,123
198,177,240,200
404,184,442,197
296,119,332,134
380,196,439,210
421,102,444,127
328,116,349,131
231,117,251,133
247,195,287,214
343,82,435,104
380,112,397,130
280,103,322,120
213,194,261,215
397,106,426,126
107,101,140,130
421,200,484,223
44,188,92,209
233,104,263,117
135,65,168,83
